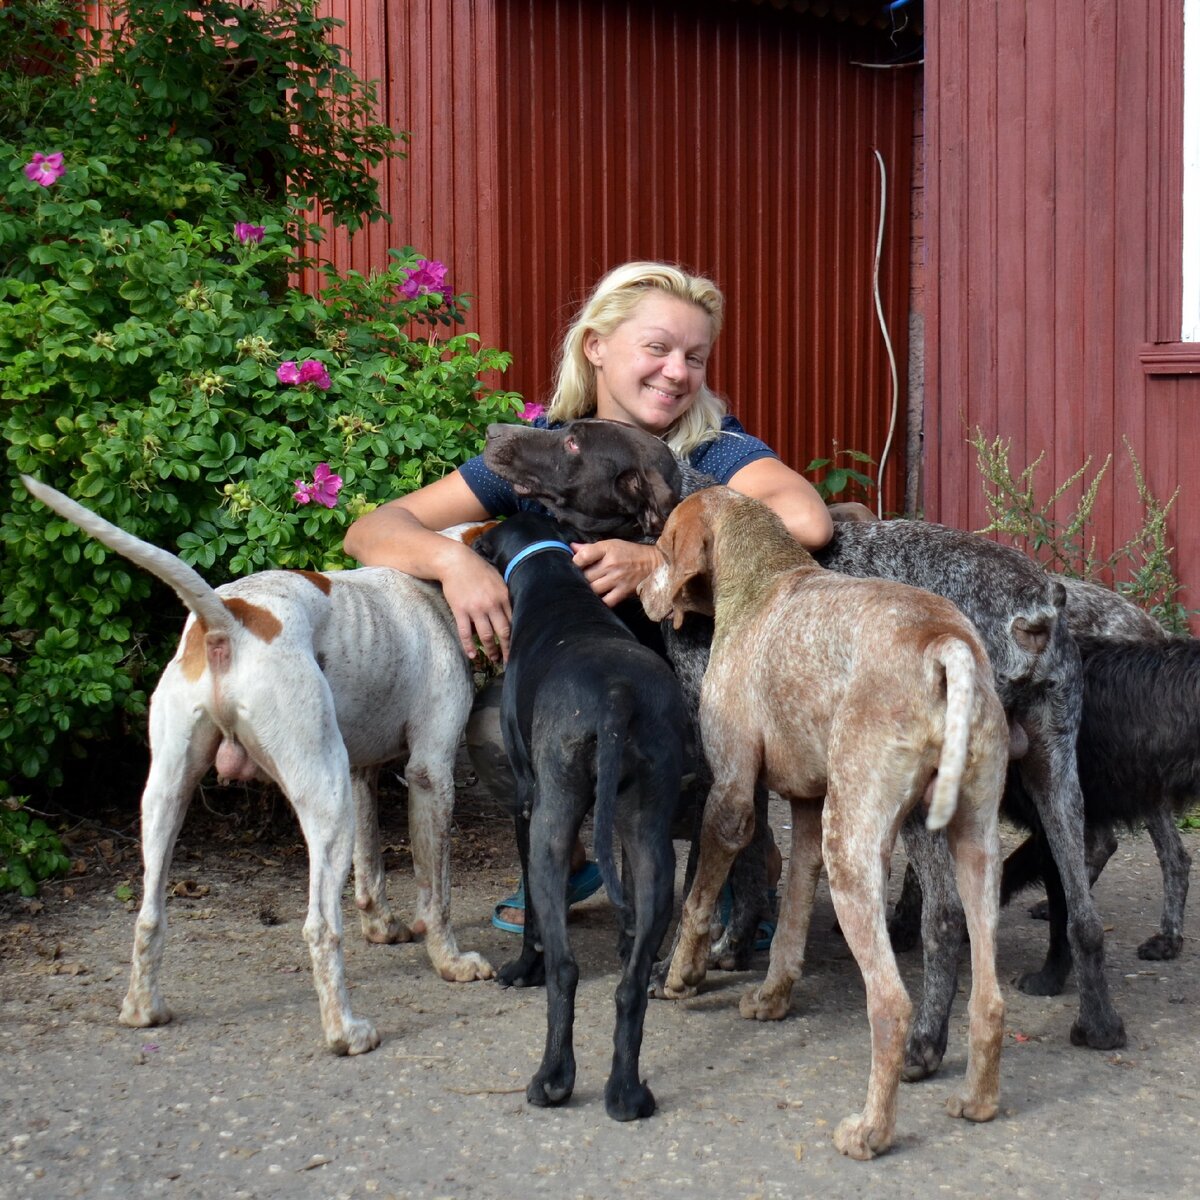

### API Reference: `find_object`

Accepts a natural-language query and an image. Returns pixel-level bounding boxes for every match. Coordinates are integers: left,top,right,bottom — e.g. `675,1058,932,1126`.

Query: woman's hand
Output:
439,551,512,663
571,539,660,607
343,471,511,662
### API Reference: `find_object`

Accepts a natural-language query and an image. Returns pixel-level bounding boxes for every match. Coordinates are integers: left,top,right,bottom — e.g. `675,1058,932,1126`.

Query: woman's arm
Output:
343,471,512,662
725,456,834,549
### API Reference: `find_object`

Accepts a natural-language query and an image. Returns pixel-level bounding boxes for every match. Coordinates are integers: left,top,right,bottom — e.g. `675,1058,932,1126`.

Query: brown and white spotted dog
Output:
638,487,1010,1160
21,476,492,1056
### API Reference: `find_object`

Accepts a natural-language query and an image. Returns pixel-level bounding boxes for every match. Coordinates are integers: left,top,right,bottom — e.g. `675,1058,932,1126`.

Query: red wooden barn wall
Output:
924,0,1200,613
312,0,915,513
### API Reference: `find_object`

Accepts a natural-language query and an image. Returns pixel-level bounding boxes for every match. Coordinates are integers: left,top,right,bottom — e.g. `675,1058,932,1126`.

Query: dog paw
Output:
647,960,692,1000
358,911,413,945
605,1078,656,1121
1069,1014,1126,1050
437,952,495,983
328,1016,380,1056
1016,967,1067,997
832,1113,891,1160
1137,932,1182,961
1027,898,1050,921
527,1064,574,1107
738,984,791,1021
497,954,545,989
119,992,172,1028
946,1092,998,1122
707,930,740,972
901,1037,945,1081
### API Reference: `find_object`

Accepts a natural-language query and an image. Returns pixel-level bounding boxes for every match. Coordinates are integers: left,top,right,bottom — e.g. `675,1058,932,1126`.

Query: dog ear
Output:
662,518,715,628
615,468,678,538
460,520,501,554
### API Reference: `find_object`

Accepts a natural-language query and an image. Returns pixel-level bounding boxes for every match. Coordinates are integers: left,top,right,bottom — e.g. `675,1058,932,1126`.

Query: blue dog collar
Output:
503,539,574,584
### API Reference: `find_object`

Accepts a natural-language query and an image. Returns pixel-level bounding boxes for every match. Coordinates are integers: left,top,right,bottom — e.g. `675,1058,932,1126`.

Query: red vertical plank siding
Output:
303,1,502,365
926,0,1200,616
493,0,914,512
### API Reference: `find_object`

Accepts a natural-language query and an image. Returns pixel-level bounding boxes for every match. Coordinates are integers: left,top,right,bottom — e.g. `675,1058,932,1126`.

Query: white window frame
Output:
1184,0,1199,340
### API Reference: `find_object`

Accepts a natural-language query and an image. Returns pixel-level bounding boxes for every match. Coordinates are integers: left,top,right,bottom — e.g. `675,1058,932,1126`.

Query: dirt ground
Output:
3,762,1200,1200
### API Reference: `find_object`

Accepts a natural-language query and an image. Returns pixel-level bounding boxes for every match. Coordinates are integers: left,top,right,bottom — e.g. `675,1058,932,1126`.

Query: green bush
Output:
0,2,522,811
0,798,70,896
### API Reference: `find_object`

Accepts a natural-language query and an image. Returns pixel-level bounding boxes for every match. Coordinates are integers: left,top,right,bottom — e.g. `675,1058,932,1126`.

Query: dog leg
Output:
1022,823,1119,921
292,774,380,1055
525,807,579,1108
824,799,911,1161
406,743,494,982
608,804,676,1120
1019,694,1126,1049
901,818,965,1081
662,768,756,999
1140,804,1191,960
498,813,546,988
710,781,772,970
944,804,1004,1123
740,802,822,1021
120,691,217,1029
887,862,923,953
351,766,411,945
262,693,378,1055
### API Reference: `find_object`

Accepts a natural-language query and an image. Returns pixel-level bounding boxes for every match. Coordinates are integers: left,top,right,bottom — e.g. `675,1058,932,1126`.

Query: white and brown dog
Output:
22,476,492,1056
638,487,1009,1159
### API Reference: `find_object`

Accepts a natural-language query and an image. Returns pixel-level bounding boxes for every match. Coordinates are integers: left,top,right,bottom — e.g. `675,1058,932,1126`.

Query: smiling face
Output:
584,292,714,434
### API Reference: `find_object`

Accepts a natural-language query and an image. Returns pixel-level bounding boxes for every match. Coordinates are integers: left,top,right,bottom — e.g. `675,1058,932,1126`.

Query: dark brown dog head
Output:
483,418,682,540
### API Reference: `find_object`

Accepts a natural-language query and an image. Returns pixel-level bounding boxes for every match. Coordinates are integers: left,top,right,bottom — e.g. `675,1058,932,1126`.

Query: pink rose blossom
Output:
396,258,449,300
293,463,343,508
519,402,546,422
24,151,65,187
235,222,265,244
277,360,331,390
297,360,332,390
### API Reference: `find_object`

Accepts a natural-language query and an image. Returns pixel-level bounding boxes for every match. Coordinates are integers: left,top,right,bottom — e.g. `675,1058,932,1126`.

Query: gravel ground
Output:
2,776,1199,1200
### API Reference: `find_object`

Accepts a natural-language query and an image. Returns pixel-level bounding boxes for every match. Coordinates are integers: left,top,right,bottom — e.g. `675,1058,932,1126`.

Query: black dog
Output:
1001,634,1196,964
481,417,1129,1074
471,512,687,1121
484,420,780,971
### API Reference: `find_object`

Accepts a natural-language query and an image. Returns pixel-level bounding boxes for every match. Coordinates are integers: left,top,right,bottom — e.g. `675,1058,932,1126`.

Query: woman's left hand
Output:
571,539,660,607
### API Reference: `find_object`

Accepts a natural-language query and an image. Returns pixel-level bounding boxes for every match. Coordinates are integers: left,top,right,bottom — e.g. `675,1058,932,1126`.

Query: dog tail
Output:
20,475,235,634
593,686,633,911
925,636,979,831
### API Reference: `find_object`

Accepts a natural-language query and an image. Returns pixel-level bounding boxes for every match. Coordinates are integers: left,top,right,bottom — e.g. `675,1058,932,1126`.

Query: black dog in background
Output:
471,512,687,1121
999,634,1196,968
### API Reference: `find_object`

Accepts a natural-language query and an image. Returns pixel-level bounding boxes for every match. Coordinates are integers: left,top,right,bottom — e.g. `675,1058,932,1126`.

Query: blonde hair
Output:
546,261,728,456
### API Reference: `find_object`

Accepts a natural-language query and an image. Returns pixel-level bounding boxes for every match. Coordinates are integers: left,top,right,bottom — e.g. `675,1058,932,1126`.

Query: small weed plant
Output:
970,430,1191,633
805,447,878,505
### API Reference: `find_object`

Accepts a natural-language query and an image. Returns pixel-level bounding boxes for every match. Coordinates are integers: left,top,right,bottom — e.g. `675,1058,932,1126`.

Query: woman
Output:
345,261,832,655
344,261,833,929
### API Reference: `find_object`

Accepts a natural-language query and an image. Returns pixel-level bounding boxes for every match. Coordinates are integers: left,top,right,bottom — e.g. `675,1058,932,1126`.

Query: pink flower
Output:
276,360,331,390
24,151,65,187
297,360,332,390
235,222,265,244
293,463,343,508
396,258,449,300
519,402,545,422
